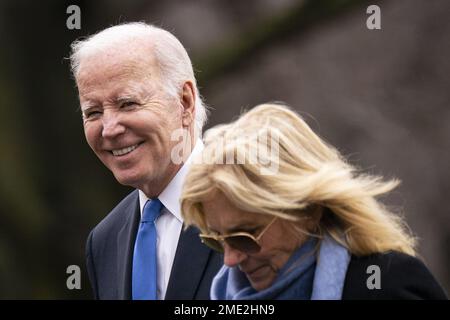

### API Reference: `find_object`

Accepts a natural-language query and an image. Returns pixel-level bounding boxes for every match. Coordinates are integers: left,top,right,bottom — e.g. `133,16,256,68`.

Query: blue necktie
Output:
132,199,162,300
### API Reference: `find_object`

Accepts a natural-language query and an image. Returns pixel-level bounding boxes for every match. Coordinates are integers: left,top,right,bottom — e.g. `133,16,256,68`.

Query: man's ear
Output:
181,81,195,127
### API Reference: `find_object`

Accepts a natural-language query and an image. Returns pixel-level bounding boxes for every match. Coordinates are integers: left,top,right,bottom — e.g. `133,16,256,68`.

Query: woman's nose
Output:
223,243,247,267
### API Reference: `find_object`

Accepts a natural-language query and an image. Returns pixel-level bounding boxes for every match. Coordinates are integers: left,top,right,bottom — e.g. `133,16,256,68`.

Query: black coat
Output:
85,190,223,299
342,251,447,299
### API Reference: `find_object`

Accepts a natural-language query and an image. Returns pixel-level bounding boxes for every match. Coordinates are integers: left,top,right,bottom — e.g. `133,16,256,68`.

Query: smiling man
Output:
70,22,222,300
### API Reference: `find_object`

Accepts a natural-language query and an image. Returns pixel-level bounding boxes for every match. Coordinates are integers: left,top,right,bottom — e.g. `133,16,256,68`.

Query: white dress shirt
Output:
138,139,203,300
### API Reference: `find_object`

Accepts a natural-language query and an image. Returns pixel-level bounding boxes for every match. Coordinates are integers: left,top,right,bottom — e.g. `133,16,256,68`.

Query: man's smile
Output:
110,142,142,157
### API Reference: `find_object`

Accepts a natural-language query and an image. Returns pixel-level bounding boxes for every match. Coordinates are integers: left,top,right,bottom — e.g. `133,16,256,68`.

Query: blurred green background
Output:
0,0,448,299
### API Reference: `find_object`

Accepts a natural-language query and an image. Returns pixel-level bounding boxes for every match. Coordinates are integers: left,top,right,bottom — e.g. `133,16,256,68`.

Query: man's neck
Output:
140,137,196,198
139,167,180,199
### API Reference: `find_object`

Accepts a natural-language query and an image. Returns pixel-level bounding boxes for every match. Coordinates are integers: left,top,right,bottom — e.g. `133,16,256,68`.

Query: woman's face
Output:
201,192,306,291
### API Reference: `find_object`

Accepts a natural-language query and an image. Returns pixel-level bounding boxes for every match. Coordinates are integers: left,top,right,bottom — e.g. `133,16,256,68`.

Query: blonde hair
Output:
181,103,417,256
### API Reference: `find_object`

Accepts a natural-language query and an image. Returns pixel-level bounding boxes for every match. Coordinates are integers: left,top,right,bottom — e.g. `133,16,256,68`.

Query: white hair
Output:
70,22,208,134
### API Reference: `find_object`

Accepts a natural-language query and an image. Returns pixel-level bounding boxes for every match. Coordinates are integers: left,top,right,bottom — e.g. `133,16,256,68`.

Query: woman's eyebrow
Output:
206,222,256,235
225,223,259,234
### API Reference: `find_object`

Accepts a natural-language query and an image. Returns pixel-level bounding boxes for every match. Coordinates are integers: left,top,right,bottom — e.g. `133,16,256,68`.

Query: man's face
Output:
76,50,184,195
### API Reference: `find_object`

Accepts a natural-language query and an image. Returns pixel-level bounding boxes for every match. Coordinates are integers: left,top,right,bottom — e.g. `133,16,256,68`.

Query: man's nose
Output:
223,243,247,267
101,110,126,139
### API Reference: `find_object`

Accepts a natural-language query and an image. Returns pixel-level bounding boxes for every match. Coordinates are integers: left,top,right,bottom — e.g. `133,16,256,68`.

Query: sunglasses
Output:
199,216,278,254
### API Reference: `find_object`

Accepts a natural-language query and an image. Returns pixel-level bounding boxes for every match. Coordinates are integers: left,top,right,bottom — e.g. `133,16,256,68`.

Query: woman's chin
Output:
247,267,276,291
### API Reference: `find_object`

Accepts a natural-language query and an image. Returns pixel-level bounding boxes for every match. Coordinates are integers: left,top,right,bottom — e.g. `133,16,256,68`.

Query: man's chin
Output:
112,171,145,189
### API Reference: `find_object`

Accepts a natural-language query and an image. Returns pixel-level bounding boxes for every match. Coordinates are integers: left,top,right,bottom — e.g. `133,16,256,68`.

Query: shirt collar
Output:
138,138,204,222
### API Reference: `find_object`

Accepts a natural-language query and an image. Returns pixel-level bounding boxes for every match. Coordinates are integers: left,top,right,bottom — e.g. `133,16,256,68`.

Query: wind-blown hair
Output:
181,103,417,256
69,22,208,134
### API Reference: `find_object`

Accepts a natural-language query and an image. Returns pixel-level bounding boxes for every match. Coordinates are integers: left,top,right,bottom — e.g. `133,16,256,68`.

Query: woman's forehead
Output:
202,196,270,232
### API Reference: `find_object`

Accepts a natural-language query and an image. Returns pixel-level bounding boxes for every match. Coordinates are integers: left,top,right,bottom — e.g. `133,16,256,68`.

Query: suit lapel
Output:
117,191,140,300
165,225,212,299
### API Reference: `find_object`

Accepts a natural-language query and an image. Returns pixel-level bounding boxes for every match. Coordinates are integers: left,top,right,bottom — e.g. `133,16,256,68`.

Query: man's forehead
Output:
77,44,156,78
78,75,157,106
79,54,152,77
76,57,157,93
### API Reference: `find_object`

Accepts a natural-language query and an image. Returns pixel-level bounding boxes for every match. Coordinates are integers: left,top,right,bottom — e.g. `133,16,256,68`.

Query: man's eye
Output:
120,101,138,109
84,110,102,119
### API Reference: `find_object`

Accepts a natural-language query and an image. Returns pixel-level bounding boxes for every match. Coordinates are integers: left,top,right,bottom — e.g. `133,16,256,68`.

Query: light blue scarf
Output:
210,235,351,300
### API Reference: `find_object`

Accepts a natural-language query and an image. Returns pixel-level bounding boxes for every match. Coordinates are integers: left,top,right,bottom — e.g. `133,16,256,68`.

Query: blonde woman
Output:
180,103,447,300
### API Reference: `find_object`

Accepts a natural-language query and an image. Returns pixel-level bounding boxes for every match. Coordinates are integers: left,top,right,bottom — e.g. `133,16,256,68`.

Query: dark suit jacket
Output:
342,251,447,299
85,190,223,299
